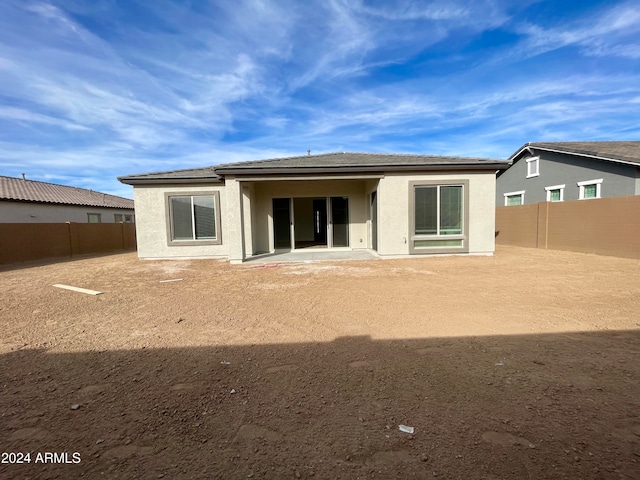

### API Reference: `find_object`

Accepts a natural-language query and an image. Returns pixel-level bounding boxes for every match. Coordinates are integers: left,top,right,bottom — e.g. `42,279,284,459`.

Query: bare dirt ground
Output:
1,246,639,479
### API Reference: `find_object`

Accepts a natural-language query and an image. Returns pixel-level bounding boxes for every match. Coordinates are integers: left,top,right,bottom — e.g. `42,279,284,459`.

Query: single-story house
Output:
118,152,509,263
0,175,135,223
497,141,640,206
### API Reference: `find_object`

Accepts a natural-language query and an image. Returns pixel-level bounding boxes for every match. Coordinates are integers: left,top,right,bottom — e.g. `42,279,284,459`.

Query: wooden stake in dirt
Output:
52,284,103,296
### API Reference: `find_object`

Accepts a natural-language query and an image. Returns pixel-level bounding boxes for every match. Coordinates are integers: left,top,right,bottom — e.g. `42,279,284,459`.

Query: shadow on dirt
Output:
1,331,639,479
0,251,137,273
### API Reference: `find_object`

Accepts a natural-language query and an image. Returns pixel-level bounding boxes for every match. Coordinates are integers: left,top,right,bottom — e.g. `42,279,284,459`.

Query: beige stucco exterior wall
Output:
133,184,228,259
376,171,497,256
0,201,134,223
131,170,496,261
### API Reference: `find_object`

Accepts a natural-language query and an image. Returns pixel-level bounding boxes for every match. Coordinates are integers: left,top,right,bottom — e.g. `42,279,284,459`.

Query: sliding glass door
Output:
272,198,291,249
273,196,349,250
331,196,349,247
370,191,377,251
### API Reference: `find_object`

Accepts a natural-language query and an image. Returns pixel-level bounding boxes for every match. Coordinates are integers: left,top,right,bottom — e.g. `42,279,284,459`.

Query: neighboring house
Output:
0,175,135,223
118,152,509,263
497,141,640,206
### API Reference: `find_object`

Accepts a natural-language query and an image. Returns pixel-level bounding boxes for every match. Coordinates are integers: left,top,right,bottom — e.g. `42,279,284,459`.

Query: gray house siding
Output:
496,151,640,206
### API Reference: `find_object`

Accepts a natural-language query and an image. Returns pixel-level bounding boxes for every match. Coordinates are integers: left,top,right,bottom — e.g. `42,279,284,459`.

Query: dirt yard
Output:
1,246,639,479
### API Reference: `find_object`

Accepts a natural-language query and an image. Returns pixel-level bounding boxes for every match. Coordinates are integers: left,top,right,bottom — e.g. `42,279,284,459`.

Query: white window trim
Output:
577,179,603,200
504,190,525,206
544,184,565,202
526,156,540,178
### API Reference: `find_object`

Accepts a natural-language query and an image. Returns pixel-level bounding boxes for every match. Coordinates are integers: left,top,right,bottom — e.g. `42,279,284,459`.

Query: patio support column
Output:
242,185,254,257
226,176,245,264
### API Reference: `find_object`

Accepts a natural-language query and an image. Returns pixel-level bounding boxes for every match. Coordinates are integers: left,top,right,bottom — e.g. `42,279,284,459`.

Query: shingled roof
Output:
510,141,640,166
214,152,508,174
0,176,134,209
119,152,509,184
118,166,222,185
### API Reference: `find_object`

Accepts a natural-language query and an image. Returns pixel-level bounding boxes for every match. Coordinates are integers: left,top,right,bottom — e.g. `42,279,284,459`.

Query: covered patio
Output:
229,175,380,263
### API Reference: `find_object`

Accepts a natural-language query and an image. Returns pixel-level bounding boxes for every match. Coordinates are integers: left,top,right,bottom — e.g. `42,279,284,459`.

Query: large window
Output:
166,192,221,245
87,213,101,223
114,214,134,223
410,181,468,253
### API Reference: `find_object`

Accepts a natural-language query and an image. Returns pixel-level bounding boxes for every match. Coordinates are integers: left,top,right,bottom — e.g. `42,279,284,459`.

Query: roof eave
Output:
508,142,552,162
512,143,640,167
118,177,223,186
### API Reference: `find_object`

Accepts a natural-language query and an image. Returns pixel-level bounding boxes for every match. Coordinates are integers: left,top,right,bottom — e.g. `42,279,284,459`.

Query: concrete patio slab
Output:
244,249,379,263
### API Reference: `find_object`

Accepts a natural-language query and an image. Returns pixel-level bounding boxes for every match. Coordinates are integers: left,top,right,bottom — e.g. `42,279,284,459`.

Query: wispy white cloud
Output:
350,0,508,23
582,42,640,60
507,1,640,61
288,0,516,89
0,1,275,146
0,0,638,197
0,106,90,131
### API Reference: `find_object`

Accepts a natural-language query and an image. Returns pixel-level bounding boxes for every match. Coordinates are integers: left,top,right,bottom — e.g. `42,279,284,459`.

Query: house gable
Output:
497,142,640,205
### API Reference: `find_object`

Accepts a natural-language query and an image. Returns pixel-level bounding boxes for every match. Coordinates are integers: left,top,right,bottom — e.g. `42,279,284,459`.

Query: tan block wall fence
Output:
0,223,136,266
496,195,640,258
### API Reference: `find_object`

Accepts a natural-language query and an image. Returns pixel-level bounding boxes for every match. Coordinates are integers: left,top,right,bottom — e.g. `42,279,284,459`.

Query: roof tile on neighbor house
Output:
0,176,135,209
513,141,640,166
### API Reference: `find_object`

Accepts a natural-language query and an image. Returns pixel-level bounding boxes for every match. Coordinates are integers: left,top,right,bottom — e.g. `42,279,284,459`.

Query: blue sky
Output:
1,0,639,199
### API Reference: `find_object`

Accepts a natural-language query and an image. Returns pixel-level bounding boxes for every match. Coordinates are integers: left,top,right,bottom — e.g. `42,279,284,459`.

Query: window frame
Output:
545,184,565,202
115,213,134,223
577,179,603,200
503,190,525,206
408,180,469,255
526,156,540,178
165,191,222,246
87,213,102,223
